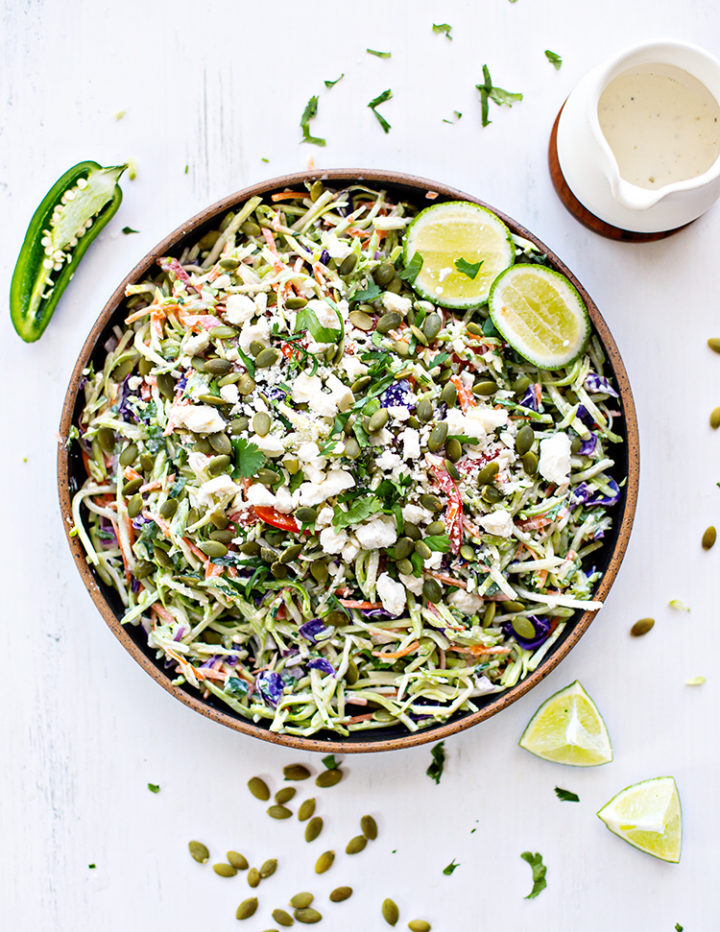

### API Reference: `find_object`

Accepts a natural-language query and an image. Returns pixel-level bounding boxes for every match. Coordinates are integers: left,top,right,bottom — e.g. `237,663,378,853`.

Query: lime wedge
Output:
597,777,682,863
519,680,613,766
488,264,590,368
402,201,514,308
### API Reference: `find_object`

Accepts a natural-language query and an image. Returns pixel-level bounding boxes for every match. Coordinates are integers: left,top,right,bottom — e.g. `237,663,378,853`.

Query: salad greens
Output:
521,851,547,898
427,741,446,784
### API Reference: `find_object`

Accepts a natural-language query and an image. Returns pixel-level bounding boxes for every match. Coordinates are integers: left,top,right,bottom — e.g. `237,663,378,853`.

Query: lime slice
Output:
597,777,682,863
488,264,590,368
519,680,613,766
402,201,514,308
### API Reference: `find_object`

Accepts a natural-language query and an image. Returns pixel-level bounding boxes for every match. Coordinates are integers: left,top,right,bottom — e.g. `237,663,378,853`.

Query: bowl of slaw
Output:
57,169,639,753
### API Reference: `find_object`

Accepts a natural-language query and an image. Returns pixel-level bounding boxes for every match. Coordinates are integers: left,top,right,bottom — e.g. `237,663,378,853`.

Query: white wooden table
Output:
2,1,718,929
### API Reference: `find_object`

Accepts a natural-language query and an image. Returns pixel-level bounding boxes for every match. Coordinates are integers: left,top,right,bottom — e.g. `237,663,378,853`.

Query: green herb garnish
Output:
333,497,383,529
368,88,393,133
521,851,547,899
294,304,342,344
554,787,579,802
367,48,391,58
426,741,445,784
324,73,344,88
442,110,462,124
351,281,383,303
545,49,562,69
300,95,326,147
147,783,160,794
399,251,423,285
322,754,339,770
232,437,265,478
88,863,96,869
122,226,139,235
675,924,684,931
432,23,452,39
476,65,523,127
443,858,460,875
454,257,483,279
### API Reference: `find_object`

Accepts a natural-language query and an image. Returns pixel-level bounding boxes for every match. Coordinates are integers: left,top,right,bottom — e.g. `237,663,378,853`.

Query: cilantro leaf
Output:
367,48,391,58
399,251,423,285
324,73,344,88
351,281,382,304
545,49,563,70
333,497,383,529
554,786,579,802
147,783,160,794
322,754,339,770
300,95,326,147
122,226,139,235
454,257,483,279
521,851,547,899
294,303,342,344
675,924,684,931
443,858,460,875
426,741,445,784
476,65,523,127
432,23,452,39
425,534,451,553
232,437,265,478
88,863,96,869
443,110,462,124
368,89,393,133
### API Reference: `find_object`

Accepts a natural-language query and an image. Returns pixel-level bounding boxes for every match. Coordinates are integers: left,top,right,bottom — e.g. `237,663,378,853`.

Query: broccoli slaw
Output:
70,183,624,736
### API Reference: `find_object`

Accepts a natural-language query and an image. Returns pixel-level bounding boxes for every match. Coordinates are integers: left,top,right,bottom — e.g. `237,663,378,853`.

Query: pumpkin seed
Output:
271,908,293,926
396,559,413,575
423,578,442,603
344,437,361,459
477,461,499,485
423,313,442,341
702,526,717,550
237,374,256,395
127,494,143,518
427,422,448,452
199,540,227,558
329,886,353,903
208,454,231,476
236,898,258,920
310,180,324,201
294,907,322,924
298,799,316,822
310,561,329,584
444,458,459,480
249,340,266,357
410,324,428,346
512,616,537,639
360,814,378,840
474,380,497,395
248,777,270,801
512,375,531,395
482,486,502,504
387,276,403,293
392,339,410,357
382,898,399,926
112,355,137,380
515,424,535,456
275,787,296,804
134,561,154,579
253,411,272,436
187,507,200,525
349,310,373,331
483,602,497,627
630,617,655,637
198,393,225,406
209,324,238,338
338,252,358,276
139,453,154,472
373,263,396,287
570,435,582,454
137,356,153,375
460,544,475,561
191,355,208,372
466,322,483,336
368,409,389,432
395,537,414,560
267,805,292,820
377,311,402,334
426,520,445,535
97,426,115,454
295,506,318,524
239,540,261,555
219,257,240,271
315,769,343,788
710,407,720,429
204,357,232,375
416,398,433,422
154,547,174,569
707,337,720,354
188,840,209,863
213,862,237,878
414,540,432,560
346,659,359,685
314,850,334,874
227,851,249,870
247,867,261,887
229,416,250,434
502,600,525,613
305,816,323,842
260,858,278,878
345,835,367,855
408,921,431,932
522,451,538,475
258,467,281,486
441,382,457,407
256,348,280,368
122,476,143,495
271,559,288,579
241,220,261,236
119,443,138,467
405,522,422,540
209,432,232,455
290,893,314,909
420,493,443,513
446,438,462,462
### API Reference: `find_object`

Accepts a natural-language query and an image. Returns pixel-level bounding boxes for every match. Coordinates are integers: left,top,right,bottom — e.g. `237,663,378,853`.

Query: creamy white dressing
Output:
597,63,720,189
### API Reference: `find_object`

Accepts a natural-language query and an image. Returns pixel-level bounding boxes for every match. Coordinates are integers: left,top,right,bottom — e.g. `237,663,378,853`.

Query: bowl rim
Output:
57,168,639,753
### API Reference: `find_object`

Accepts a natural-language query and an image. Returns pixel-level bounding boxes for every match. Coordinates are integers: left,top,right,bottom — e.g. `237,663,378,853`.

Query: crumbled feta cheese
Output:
376,450,402,472
340,354,368,380
224,293,257,325
387,405,411,422
355,515,398,550
187,451,210,478
316,506,335,528
382,292,412,315
246,483,277,509
127,375,143,391
447,589,483,614
444,406,485,440
342,538,360,562
325,373,354,412
238,317,270,352
402,503,433,525
250,433,285,456
320,526,347,555
376,572,407,616
399,572,424,595
196,475,242,507
539,433,572,485
308,298,342,332
219,383,239,404
271,486,296,514
321,230,353,260
174,405,226,434
292,373,323,404
425,550,443,569
184,332,211,355
299,469,354,507
466,406,508,432
308,391,338,418
399,427,420,460
369,427,394,446
479,509,515,538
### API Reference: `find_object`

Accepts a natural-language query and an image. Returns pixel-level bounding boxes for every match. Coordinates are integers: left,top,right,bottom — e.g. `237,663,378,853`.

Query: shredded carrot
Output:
425,570,467,589
450,376,477,412
124,305,154,324
372,640,420,660
177,310,222,331
271,190,305,202
345,712,375,724
447,644,511,657
123,466,142,481
152,604,176,625
338,599,383,609
262,227,278,254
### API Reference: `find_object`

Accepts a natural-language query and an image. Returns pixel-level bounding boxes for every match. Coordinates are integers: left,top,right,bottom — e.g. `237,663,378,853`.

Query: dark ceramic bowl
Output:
58,169,639,753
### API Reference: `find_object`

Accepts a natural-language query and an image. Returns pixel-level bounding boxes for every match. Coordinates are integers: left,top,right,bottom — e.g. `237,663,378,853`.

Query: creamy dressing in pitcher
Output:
597,63,720,189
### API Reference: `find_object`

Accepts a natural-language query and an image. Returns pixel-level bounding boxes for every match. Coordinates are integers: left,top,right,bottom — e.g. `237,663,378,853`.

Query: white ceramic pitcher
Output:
556,40,720,233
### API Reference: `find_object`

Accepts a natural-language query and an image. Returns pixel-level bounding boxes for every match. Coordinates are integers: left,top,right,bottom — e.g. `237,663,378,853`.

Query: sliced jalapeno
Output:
10,161,127,342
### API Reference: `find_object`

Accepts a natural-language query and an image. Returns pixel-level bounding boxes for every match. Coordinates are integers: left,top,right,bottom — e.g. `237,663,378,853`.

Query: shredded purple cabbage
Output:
256,670,285,707
519,384,540,412
381,379,413,409
585,372,619,398
362,607,393,620
299,619,329,643
575,404,595,428
571,478,621,508
307,657,335,676
116,377,139,423
578,433,597,456
320,249,330,265
503,615,552,650
265,385,287,403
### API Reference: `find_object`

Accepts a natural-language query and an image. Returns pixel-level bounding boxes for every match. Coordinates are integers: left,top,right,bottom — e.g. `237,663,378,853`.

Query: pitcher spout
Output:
610,176,667,211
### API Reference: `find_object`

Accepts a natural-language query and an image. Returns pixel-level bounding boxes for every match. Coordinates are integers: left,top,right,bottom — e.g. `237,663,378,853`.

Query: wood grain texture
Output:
1,1,718,929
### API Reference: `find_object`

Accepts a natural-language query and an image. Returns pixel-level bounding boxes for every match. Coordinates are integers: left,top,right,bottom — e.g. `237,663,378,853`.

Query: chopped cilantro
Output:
147,783,160,794
322,754,339,770
122,226,139,235
333,497,383,529
184,164,189,174
545,49,563,69
295,303,342,343
367,48,391,58
232,437,265,479
236,345,255,377
399,251,423,285
426,741,445,784
289,469,305,493
675,924,684,931
455,257,483,279
351,281,382,304
88,863,96,869
521,851,547,899
300,95,326,147
443,858,460,875
442,110,462,124
432,23,452,39
368,88,393,133
261,157,269,163
669,599,690,612
425,534,451,553
554,787,579,802
324,73,344,88
476,65,523,127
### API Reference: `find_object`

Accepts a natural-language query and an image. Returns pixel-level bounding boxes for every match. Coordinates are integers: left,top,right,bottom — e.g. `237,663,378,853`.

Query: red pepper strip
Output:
450,376,477,413
430,464,463,555
253,505,300,533
281,341,301,361
157,257,203,296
